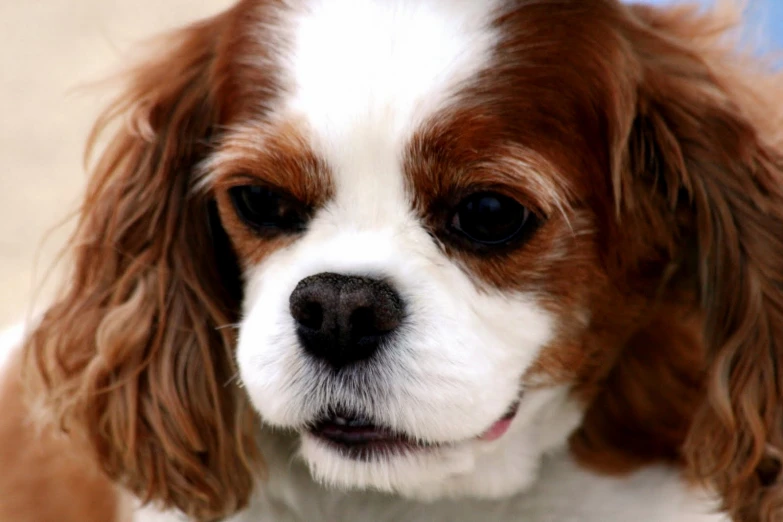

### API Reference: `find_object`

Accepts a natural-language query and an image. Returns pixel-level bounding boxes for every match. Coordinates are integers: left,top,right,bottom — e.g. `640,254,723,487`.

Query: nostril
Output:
296,300,324,331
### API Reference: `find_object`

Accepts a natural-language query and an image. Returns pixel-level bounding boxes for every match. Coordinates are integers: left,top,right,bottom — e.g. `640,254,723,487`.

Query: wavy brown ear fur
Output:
620,4,783,521
23,10,258,521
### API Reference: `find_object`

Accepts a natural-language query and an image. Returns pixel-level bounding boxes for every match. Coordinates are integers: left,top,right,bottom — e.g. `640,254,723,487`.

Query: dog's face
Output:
210,0,619,498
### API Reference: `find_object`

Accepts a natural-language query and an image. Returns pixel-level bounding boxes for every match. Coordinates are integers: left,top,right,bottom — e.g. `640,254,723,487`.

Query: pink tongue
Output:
479,416,514,442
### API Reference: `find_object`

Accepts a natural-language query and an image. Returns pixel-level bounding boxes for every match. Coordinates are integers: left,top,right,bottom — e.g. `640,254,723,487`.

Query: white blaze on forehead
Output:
271,0,501,226
284,0,500,136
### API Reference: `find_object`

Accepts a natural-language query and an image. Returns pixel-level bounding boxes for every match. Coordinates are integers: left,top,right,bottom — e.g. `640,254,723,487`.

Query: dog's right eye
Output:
229,185,309,235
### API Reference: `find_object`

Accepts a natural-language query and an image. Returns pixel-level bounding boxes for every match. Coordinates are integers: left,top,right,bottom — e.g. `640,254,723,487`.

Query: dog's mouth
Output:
307,400,521,460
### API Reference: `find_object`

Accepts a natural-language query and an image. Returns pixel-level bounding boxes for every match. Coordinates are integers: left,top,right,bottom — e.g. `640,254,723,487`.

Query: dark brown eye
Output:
229,185,308,234
450,192,535,247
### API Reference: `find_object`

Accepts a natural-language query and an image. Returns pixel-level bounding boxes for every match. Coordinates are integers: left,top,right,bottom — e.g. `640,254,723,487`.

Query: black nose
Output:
289,273,404,368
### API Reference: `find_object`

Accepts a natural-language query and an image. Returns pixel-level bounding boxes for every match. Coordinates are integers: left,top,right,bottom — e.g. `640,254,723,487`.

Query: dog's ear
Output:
617,5,783,520
24,10,259,520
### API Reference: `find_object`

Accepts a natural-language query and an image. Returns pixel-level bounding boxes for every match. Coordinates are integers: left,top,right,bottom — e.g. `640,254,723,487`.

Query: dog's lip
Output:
477,399,520,442
308,412,431,460
310,411,426,448
307,397,522,458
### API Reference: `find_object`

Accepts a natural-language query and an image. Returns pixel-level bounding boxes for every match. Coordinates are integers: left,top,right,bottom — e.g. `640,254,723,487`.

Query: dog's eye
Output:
229,185,308,234
450,192,535,247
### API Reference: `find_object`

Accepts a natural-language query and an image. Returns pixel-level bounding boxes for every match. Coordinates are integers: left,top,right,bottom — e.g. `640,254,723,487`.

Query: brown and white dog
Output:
1,1,782,521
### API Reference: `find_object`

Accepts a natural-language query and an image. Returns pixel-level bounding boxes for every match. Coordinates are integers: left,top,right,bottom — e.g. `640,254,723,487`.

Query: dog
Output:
1,1,782,520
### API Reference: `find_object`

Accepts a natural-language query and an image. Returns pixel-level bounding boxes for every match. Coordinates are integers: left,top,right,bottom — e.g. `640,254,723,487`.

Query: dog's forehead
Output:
280,0,500,134
266,0,502,185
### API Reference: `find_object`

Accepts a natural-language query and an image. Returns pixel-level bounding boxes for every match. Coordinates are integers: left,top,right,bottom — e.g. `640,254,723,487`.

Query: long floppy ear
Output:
23,11,258,521
620,5,783,521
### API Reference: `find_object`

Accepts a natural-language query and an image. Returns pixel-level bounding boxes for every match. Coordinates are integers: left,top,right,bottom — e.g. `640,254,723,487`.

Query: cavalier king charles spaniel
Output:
1,0,782,521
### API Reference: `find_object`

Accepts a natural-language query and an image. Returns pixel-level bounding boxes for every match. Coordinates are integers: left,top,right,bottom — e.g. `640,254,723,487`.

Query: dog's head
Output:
25,1,783,520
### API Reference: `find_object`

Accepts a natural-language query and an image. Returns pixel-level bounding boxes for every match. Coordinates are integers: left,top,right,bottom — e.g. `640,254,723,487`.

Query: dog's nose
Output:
289,273,404,368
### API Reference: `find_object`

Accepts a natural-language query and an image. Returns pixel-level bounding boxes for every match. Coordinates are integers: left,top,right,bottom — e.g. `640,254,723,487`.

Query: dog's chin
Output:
295,402,544,500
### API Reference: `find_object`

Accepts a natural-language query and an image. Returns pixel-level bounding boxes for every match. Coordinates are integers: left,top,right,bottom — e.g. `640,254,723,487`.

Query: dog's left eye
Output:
229,185,308,234
449,191,536,247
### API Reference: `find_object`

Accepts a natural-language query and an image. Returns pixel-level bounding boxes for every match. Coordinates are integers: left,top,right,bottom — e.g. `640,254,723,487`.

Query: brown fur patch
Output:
0,353,124,522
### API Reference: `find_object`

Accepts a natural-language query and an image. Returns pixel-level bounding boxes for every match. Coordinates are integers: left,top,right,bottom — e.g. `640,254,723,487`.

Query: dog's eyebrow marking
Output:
200,121,333,206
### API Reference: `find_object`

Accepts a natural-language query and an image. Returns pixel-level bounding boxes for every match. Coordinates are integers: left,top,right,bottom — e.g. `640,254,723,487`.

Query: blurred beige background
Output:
0,1,232,326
